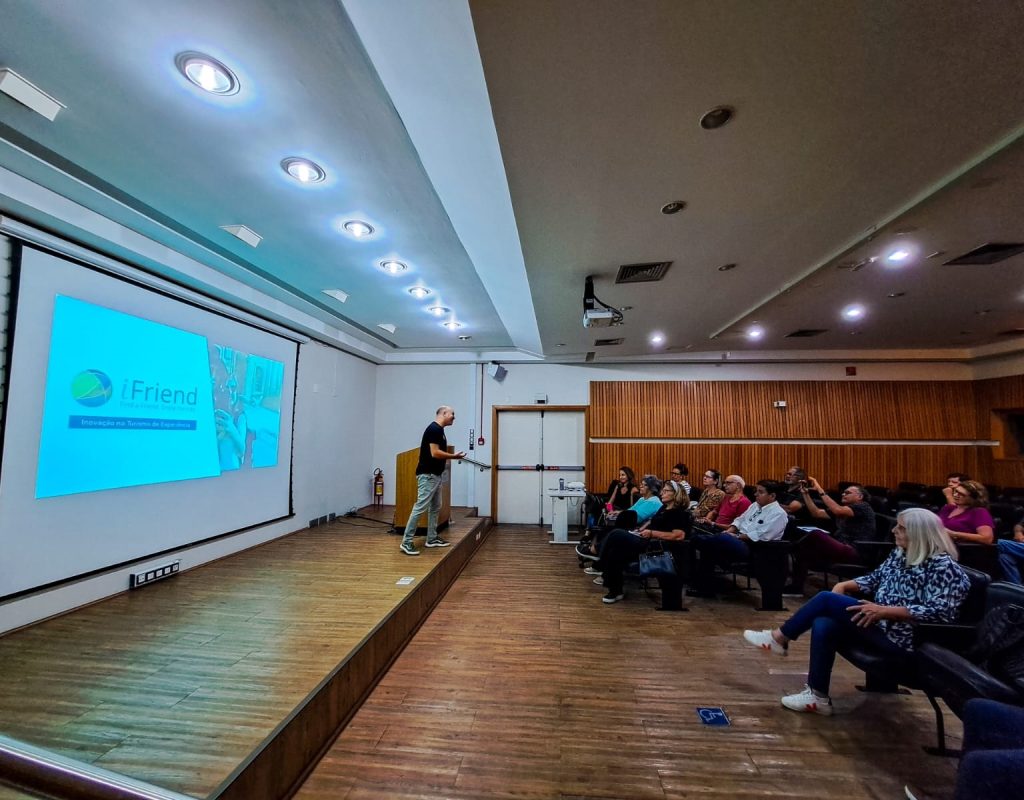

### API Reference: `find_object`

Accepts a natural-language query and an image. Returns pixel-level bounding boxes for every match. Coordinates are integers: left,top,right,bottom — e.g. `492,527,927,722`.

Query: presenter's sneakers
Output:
425,538,451,548
781,685,833,716
400,542,420,556
602,592,624,604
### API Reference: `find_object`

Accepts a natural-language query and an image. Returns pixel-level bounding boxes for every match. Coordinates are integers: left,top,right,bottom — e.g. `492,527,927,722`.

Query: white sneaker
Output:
592,576,604,586
743,629,788,656
583,566,601,575
781,685,833,716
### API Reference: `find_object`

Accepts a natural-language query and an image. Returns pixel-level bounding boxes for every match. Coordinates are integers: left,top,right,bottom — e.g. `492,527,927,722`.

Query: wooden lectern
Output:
393,446,452,532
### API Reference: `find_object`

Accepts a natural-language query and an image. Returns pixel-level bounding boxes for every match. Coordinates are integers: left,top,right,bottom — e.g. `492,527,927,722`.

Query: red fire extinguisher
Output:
372,468,384,507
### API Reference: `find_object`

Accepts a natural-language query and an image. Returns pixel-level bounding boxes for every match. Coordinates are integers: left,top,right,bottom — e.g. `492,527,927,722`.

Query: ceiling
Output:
1,0,1023,364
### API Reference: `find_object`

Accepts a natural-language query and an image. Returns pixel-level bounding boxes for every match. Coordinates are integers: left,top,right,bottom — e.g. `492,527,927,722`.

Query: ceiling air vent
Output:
944,243,1024,265
785,328,828,338
594,337,624,346
615,261,672,283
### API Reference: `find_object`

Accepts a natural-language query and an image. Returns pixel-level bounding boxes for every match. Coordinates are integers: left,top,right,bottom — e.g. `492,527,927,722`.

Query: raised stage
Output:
0,507,491,799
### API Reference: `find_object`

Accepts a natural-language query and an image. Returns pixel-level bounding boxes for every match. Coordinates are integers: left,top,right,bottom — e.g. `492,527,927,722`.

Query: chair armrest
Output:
916,643,1024,714
913,623,976,653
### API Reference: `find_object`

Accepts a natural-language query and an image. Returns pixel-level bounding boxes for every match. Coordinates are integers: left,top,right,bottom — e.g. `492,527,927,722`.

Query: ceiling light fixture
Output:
458,335,472,341
378,323,396,334
175,52,239,95
887,292,906,298
322,289,348,303
379,260,407,275
747,327,764,340
717,263,737,272
650,333,665,345
699,105,735,130
842,304,866,320
408,286,431,299
428,305,450,316
887,249,911,262
0,69,65,121
661,201,686,215
442,320,462,330
342,220,374,238
281,157,325,184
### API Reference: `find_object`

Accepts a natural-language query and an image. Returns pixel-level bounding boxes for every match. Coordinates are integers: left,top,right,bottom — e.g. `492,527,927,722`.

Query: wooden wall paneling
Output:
589,381,977,440
587,443,979,493
973,374,1024,487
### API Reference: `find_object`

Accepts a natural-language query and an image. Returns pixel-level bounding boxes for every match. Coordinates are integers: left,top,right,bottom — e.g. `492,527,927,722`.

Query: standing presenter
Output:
400,406,466,555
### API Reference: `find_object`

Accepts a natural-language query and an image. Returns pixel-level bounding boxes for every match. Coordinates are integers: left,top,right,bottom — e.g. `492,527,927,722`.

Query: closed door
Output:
496,410,585,524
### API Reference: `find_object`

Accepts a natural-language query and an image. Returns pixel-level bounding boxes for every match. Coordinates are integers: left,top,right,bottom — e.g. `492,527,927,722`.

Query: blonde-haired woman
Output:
742,508,969,715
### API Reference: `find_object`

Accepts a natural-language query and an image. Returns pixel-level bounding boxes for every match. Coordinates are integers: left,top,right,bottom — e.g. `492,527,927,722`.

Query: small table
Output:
547,488,586,544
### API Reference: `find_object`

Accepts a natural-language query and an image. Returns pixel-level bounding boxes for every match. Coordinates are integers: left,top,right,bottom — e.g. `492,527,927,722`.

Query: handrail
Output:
0,734,197,800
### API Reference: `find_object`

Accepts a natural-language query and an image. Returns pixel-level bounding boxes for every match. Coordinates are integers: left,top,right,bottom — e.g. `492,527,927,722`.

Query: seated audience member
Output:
788,480,876,592
577,476,664,559
942,471,971,505
996,511,1024,584
598,481,691,606
743,508,969,715
940,479,995,545
779,465,815,522
669,463,693,499
694,469,725,522
692,480,788,594
605,466,639,513
702,474,752,531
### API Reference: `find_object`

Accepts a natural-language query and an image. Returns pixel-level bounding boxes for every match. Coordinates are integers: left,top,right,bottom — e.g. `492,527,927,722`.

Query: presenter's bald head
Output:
435,406,455,426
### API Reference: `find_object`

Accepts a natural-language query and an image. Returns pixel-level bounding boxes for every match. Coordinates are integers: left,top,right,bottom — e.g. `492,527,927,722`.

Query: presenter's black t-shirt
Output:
416,421,447,476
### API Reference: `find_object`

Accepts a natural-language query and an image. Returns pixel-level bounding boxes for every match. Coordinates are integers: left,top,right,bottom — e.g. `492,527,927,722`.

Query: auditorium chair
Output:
727,520,808,611
957,543,1001,580
820,513,897,585
916,582,1024,755
835,565,991,694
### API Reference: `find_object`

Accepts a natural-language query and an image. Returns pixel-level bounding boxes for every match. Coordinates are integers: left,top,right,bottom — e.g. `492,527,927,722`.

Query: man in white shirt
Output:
692,481,788,595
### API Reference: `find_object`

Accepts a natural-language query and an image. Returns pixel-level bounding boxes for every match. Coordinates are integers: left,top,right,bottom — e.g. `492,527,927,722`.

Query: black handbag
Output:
639,543,676,578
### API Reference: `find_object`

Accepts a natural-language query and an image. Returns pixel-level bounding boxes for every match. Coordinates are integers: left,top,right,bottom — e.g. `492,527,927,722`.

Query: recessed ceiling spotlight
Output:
281,157,325,184
175,52,239,95
746,326,764,340
887,249,911,262
556,343,566,347
975,309,992,316
458,335,472,341
661,201,687,215
926,250,946,259
699,105,735,130
379,260,407,275
428,305,450,316
717,263,737,272
408,286,431,299
842,304,866,320
887,291,906,298
442,320,462,330
650,333,665,345
342,220,374,238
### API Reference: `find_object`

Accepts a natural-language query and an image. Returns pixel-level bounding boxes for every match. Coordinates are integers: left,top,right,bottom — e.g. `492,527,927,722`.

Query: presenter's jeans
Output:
403,474,443,545
779,590,909,696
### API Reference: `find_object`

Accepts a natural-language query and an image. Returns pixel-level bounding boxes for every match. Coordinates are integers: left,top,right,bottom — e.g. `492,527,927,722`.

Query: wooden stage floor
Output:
0,506,488,799
1,515,962,800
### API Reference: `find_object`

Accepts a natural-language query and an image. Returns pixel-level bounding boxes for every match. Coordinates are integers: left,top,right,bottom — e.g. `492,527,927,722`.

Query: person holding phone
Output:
742,508,969,715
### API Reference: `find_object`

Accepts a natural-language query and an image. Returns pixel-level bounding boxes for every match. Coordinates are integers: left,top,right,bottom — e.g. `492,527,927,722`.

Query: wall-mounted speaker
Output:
487,363,507,381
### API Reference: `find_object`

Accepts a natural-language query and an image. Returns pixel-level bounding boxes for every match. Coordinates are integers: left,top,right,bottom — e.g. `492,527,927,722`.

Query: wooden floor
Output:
0,507,485,799
294,524,961,800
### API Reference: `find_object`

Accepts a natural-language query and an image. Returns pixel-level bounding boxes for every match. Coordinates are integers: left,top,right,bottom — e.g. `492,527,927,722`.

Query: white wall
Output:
372,364,477,508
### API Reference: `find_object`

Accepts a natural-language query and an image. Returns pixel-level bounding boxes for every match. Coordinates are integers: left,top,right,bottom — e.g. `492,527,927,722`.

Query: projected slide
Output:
36,295,284,498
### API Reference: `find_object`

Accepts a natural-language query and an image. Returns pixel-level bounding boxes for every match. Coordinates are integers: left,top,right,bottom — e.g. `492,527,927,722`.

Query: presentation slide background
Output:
0,245,298,599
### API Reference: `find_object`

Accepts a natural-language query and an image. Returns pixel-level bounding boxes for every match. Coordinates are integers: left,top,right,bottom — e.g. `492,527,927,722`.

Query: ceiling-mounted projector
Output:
583,308,617,328
582,275,624,328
